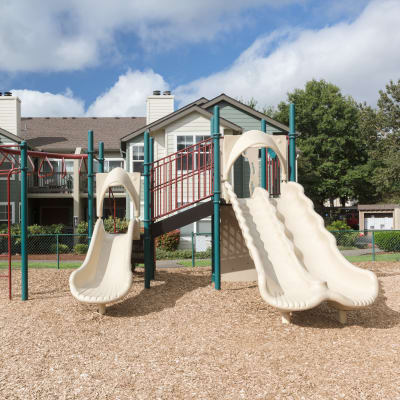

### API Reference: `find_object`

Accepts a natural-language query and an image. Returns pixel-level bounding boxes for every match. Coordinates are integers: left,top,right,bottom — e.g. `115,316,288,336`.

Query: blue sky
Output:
0,0,398,117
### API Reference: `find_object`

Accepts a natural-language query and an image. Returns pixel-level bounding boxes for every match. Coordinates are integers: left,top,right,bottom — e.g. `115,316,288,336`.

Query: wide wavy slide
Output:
224,181,378,323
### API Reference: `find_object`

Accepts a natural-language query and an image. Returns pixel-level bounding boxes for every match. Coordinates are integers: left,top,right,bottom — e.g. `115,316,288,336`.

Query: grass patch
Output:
338,246,357,250
345,253,400,263
0,261,81,269
177,259,211,267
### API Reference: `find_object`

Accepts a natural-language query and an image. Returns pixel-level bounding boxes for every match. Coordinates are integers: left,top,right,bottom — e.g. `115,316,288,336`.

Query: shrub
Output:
156,230,180,251
74,243,89,254
327,220,358,247
374,231,400,252
103,216,129,233
49,243,69,254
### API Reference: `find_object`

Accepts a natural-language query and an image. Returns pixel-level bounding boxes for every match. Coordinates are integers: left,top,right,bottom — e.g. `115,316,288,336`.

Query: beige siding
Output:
146,96,174,124
166,112,211,154
0,97,21,137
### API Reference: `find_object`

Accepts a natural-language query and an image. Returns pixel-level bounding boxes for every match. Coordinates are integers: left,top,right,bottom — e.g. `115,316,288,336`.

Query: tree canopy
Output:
271,79,372,208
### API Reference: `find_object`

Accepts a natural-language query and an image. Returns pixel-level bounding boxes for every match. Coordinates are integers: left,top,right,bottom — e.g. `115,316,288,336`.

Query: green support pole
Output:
87,130,94,242
98,141,104,173
144,131,151,289
289,103,296,182
191,232,195,268
213,106,221,290
149,137,155,280
56,234,60,270
210,116,215,283
372,230,375,262
261,119,267,189
20,141,28,301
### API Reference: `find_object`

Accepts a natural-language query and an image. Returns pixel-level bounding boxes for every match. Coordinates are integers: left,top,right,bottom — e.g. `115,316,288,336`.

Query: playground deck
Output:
0,263,399,399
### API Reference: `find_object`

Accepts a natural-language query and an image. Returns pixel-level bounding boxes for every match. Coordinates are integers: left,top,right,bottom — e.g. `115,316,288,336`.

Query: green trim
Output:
20,141,28,301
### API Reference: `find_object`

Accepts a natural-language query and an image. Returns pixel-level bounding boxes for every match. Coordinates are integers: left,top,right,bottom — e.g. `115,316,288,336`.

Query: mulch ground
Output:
0,262,399,399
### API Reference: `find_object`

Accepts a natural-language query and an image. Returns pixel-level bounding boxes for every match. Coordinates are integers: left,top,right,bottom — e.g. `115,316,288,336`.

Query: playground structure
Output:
0,131,104,300
0,104,379,323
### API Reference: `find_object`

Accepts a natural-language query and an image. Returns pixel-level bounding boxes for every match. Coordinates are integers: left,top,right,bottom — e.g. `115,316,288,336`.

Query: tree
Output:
272,79,372,209
370,79,400,201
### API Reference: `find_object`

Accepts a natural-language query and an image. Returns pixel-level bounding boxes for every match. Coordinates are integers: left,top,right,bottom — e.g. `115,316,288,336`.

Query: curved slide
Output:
224,181,378,322
69,168,141,314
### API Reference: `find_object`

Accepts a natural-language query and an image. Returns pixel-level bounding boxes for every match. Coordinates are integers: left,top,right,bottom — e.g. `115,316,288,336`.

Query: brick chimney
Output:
146,90,174,124
0,92,21,136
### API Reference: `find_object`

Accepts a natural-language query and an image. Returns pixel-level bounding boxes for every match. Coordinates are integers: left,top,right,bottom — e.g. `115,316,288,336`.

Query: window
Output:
105,158,124,172
132,145,144,173
0,202,15,224
176,135,209,171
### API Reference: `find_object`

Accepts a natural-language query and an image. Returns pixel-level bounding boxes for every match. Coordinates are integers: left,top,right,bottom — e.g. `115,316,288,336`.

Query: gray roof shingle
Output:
20,117,146,152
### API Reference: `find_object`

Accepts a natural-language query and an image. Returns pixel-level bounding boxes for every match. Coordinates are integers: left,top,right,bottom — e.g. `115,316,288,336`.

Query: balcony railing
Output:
28,173,73,194
79,173,125,193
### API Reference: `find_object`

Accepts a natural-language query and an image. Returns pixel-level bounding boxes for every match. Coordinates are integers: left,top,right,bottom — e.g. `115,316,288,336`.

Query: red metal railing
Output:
151,137,214,221
266,155,281,196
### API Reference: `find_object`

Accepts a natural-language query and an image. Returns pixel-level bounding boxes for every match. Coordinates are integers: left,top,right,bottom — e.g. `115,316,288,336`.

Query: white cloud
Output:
175,0,400,107
12,89,85,117
86,69,168,116
0,0,295,72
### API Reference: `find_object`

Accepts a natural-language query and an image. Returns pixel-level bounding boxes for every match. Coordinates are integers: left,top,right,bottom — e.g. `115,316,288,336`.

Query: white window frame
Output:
130,143,144,174
104,157,125,173
0,202,15,224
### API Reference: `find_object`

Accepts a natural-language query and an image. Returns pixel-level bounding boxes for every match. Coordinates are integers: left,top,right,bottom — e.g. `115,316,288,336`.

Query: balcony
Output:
79,174,125,194
28,173,73,194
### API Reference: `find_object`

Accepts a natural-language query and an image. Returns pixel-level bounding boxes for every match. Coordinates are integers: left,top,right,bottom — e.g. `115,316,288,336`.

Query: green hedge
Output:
374,231,400,252
74,243,89,254
155,247,211,260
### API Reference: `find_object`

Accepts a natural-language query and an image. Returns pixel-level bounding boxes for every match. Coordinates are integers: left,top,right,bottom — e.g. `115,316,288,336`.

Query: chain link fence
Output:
0,234,88,269
330,230,400,262
1,230,400,269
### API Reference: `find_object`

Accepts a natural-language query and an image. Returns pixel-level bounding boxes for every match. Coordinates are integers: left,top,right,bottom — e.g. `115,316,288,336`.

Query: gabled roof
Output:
0,127,21,143
202,93,289,133
121,93,289,147
20,117,146,152
121,97,242,143
120,97,211,143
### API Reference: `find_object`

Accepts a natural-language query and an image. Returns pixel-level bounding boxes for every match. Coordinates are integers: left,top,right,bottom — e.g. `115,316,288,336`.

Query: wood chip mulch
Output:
0,262,399,399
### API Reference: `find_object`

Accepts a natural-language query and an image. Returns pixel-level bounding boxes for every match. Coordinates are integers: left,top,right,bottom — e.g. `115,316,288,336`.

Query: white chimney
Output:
146,90,174,124
0,94,21,137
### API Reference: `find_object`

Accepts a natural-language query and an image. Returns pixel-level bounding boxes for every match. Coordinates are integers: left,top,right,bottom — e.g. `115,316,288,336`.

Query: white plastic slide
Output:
224,181,379,322
69,168,141,314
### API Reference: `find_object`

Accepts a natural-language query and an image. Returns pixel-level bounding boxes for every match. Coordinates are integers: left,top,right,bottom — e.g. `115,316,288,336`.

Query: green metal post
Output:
191,232,195,268
210,116,215,283
87,130,94,241
98,141,104,173
149,137,155,280
289,103,296,182
56,234,60,270
213,106,221,290
144,131,151,289
372,230,375,262
261,119,267,189
20,141,28,300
